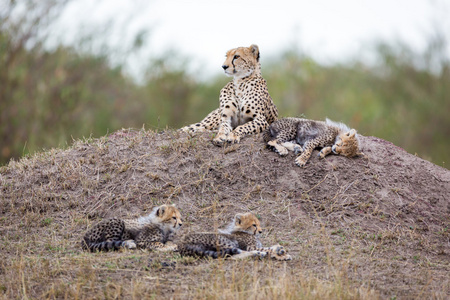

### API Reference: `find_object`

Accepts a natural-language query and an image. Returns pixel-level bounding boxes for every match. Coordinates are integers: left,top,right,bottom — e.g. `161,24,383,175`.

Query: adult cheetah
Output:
181,44,278,146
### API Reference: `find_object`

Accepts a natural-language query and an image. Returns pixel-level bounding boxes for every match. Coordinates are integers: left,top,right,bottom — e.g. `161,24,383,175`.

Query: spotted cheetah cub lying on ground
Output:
82,204,182,252
177,213,291,260
181,44,278,146
263,117,361,167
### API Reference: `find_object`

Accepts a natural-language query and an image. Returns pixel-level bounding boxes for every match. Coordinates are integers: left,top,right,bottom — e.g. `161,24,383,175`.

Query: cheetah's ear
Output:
156,205,167,217
249,44,260,62
347,129,357,138
234,213,243,225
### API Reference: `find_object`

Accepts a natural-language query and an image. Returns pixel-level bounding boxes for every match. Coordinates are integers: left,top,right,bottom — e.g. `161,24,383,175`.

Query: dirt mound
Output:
1,129,449,299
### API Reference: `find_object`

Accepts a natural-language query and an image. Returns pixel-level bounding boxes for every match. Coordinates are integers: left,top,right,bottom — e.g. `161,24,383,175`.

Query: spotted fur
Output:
263,117,361,167
81,204,182,252
178,213,292,260
181,44,278,145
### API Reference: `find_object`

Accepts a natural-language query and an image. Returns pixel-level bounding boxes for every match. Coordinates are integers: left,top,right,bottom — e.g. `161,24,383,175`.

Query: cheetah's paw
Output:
293,145,303,155
123,240,137,249
269,245,292,261
268,140,288,156
213,133,228,146
275,147,288,156
295,157,307,167
226,132,241,144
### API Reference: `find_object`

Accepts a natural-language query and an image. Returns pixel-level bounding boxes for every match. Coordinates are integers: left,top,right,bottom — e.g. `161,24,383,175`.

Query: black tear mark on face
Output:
231,54,237,70
231,53,247,72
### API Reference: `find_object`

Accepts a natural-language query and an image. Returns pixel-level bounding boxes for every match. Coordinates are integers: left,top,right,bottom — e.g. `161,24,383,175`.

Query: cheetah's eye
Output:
233,55,240,60
172,217,177,220
253,224,257,227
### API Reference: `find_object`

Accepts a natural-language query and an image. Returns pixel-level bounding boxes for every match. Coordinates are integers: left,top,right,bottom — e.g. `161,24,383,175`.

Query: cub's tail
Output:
82,240,126,252
262,128,273,143
179,244,240,259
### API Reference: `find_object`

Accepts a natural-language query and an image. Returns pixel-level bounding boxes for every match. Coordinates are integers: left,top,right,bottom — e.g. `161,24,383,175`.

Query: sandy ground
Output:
0,129,449,299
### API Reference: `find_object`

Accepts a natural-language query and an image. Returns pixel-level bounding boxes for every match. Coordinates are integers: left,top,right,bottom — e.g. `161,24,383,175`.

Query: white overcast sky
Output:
55,0,449,77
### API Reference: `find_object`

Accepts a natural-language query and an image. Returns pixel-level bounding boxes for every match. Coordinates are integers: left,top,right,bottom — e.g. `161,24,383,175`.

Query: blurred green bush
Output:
1,1,448,167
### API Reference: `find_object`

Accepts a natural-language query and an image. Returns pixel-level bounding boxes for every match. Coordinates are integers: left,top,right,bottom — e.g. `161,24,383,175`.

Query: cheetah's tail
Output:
262,128,272,143
179,245,240,259
82,240,126,252
204,248,241,259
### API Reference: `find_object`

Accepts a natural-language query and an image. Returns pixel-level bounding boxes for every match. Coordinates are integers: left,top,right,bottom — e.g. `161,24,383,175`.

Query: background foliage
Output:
1,0,449,166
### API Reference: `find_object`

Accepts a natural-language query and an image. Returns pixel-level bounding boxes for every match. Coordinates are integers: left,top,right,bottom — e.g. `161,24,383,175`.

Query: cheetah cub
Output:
178,213,292,261
263,117,361,167
82,204,182,252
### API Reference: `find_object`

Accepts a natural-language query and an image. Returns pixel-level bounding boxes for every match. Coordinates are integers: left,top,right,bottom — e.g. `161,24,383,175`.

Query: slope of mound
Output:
1,129,449,299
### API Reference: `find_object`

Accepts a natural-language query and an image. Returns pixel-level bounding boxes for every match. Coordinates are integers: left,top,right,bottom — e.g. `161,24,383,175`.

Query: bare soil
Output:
0,129,449,299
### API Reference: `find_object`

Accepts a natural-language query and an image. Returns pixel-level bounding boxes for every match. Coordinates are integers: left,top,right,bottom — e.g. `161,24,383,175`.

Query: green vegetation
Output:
1,0,448,166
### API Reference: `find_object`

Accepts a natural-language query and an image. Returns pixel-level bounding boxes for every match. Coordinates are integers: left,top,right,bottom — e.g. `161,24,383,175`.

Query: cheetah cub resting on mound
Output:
178,213,292,261
82,204,182,252
181,44,278,146
263,117,361,167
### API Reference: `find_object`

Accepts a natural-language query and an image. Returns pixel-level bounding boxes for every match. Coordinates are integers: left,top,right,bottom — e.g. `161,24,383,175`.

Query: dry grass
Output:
0,129,449,299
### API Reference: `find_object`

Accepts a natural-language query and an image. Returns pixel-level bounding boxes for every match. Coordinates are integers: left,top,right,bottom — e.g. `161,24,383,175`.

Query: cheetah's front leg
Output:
227,114,269,144
134,229,177,251
213,90,238,146
230,249,267,260
318,146,333,159
213,121,233,146
295,139,322,167
281,142,303,154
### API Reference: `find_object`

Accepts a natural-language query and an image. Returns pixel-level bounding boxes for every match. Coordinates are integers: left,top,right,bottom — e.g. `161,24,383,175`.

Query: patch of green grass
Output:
41,218,53,226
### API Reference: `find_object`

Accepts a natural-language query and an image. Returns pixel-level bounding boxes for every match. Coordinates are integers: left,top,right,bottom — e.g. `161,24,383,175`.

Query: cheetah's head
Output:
222,44,261,79
332,129,360,158
232,213,262,235
153,204,183,232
